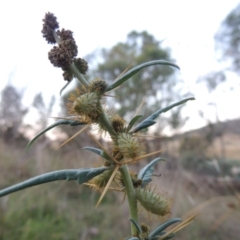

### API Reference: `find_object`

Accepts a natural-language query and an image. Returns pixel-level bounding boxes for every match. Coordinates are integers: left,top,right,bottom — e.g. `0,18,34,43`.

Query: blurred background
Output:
0,0,240,239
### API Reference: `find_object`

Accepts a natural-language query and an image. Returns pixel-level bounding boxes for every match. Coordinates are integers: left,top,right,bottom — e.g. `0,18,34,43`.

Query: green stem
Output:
69,63,89,86
53,31,61,44
96,105,138,235
54,32,137,234
98,105,117,138
120,165,138,236
54,28,138,234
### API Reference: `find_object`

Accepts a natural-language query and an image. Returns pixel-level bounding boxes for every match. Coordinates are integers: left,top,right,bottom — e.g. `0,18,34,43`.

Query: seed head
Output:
111,114,125,133
136,188,171,217
68,91,101,123
89,78,108,95
112,146,124,162
88,169,117,189
117,133,144,160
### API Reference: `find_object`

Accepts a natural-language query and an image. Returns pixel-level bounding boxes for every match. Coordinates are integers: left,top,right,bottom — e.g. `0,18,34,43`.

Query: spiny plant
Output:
0,12,196,239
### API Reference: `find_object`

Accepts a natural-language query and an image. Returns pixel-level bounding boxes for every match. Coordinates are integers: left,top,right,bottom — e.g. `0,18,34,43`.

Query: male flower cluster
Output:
42,12,88,81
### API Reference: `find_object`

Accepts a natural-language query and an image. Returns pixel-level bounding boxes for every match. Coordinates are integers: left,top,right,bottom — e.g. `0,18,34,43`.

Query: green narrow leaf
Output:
126,115,143,132
26,119,86,152
138,157,165,187
105,60,180,92
148,218,181,239
129,219,142,234
60,80,72,96
130,97,195,133
0,167,109,197
82,147,113,162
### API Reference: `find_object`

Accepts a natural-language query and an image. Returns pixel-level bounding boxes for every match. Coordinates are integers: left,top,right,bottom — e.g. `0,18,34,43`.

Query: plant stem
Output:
97,105,138,235
66,54,138,235
98,105,117,138
69,63,89,86
120,165,138,236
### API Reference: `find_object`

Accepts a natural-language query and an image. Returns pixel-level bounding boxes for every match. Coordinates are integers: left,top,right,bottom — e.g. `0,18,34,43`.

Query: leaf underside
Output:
82,147,113,162
138,157,165,187
130,97,195,133
148,218,182,239
26,119,86,152
0,167,109,197
105,60,180,92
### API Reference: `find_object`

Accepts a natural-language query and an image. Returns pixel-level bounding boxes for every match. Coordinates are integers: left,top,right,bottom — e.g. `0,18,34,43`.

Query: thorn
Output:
57,125,89,149
95,165,119,208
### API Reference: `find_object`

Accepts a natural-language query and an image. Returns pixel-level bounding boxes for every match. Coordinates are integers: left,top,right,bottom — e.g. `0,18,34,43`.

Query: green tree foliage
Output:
0,85,27,129
215,3,240,75
0,85,28,146
197,4,240,92
90,31,187,131
33,93,55,129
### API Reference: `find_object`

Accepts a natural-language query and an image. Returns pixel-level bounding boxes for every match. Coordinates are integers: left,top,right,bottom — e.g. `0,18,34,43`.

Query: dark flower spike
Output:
148,218,181,240
62,70,74,82
48,46,72,68
0,167,110,197
126,115,143,132
105,60,180,92
138,157,165,188
82,147,113,163
42,12,59,44
130,97,195,133
129,219,142,234
26,119,86,152
57,28,74,41
74,58,89,75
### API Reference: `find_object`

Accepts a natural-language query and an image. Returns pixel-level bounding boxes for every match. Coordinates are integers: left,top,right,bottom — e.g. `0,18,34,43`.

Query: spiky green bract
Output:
117,133,144,160
136,188,171,217
26,119,86,152
82,147,113,162
111,114,125,133
89,78,108,95
130,97,195,133
148,218,181,240
105,60,180,92
72,92,101,122
138,158,165,188
88,169,116,188
0,167,110,197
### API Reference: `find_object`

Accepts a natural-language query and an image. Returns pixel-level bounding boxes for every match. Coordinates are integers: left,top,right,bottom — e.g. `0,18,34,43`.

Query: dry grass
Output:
0,135,240,239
